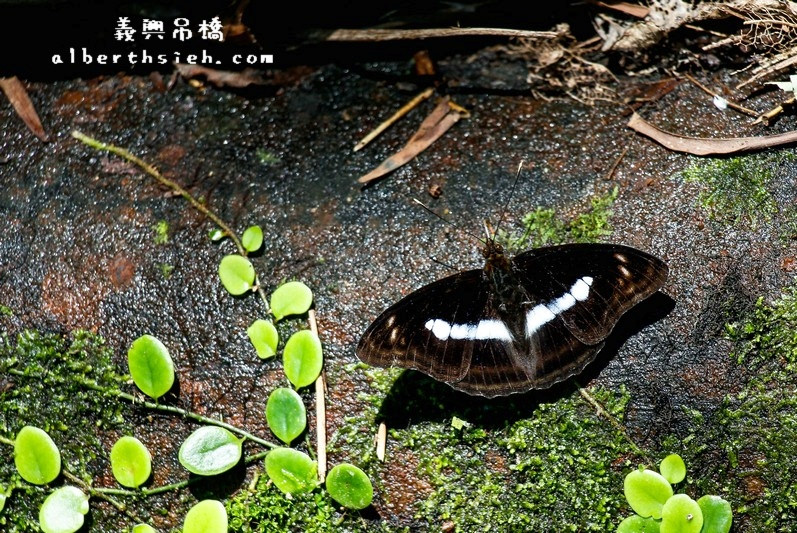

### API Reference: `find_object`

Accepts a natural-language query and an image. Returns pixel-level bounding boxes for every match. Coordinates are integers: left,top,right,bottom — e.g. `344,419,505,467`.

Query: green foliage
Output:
14,426,61,485
0,331,129,530
376,386,635,531
132,524,157,533
157,263,174,279
183,500,228,533
659,454,686,485
0,304,13,317
283,330,323,389
38,486,88,533
241,226,263,253
617,515,660,533
127,334,175,400
714,285,797,529
246,319,279,360
265,448,319,495
660,494,702,533
265,388,306,444
179,426,243,476
325,463,373,510
110,436,151,488
680,153,791,226
270,281,314,321
618,455,731,533
500,187,618,252
152,220,169,245
697,496,732,533
624,468,673,519
218,254,256,295
226,473,343,532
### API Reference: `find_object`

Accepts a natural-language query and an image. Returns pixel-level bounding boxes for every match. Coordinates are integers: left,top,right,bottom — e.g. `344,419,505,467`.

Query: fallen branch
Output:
627,112,797,155
327,27,559,41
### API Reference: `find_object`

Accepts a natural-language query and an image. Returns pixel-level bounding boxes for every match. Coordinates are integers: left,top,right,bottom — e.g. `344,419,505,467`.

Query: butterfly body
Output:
356,242,668,398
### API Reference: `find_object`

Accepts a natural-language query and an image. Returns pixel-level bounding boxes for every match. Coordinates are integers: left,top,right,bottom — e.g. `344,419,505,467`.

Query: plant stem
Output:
70,130,272,313
6,368,278,449
577,385,649,460
309,309,327,483
0,435,14,445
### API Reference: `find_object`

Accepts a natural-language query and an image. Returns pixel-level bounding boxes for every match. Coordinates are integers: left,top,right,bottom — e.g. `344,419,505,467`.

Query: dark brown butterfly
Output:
356,240,668,398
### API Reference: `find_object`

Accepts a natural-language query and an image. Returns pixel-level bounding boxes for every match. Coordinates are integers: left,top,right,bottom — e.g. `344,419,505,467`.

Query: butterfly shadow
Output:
375,291,675,429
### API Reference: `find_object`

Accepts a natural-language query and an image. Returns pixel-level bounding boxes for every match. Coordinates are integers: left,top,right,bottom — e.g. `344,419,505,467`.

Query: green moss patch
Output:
680,153,795,227
499,187,618,252
0,330,130,531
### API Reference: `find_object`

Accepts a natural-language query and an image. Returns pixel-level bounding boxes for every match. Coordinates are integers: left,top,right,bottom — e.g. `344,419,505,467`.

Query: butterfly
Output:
356,240,668,398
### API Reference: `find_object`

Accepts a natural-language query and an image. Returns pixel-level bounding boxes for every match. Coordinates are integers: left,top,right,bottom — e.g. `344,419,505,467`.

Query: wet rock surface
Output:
1,44,796,530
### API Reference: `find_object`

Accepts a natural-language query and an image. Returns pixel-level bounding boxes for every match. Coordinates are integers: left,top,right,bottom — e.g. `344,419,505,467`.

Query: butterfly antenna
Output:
412,198,485,244
490,160,525,242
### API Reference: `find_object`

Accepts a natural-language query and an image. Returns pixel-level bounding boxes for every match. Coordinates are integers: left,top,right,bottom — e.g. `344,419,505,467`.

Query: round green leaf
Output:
38,486,89,533
270,281,313,321
283,330,323,389
110,436,152,488
14,425,61,485
127,334,175,400
326,463,373,510
661,494,703,533
660,454,686,484
241,225,263,253
624,468,673,519
218,254,256,296
617,515,661,533
0,492,6,513
179,426,242,476
264,447,318,495
266,387,306,444
697,495,732,533
132,525,158,533
247,319,279,360
183,499,227,533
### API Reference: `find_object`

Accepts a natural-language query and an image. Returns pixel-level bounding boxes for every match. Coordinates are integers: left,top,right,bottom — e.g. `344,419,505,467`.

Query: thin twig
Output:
354,87,434,152
743,18,797,30
327,27,559,41
577,386,649,459
308,309,327,483
683,73,759,118
70,130,271,313
604,145,629,181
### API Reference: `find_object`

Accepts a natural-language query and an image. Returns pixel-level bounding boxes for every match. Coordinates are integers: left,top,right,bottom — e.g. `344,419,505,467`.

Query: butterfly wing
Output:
511,244,668,345
357,243,668,397
357,269,493,384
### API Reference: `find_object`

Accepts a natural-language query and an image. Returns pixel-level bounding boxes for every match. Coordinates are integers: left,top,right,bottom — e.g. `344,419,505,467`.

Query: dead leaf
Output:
174,64,266,88
0,76,49,142
587,0,650,19
628,112,797,155
358,98,468,184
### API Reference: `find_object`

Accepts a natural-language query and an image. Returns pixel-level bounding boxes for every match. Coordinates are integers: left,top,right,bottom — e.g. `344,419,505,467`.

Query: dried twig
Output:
354,88,434,152
308,309,327,482
628,112,797,155
327,27,559,41
753,95,797,125
683,73,759,117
